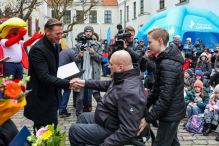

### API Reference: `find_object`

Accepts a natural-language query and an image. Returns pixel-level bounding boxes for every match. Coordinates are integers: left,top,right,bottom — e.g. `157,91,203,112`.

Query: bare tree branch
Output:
45,0,98,34
0,0,42,21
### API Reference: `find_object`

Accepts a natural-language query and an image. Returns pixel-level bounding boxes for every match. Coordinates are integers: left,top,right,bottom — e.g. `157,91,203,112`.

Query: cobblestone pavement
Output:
11,75,219,146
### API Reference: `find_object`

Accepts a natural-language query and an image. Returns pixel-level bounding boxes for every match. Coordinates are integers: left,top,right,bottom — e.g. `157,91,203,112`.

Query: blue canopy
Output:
136,6,219,50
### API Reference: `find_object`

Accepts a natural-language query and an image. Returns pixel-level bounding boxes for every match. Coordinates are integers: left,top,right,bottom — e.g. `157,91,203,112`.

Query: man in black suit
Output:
24,18,73,133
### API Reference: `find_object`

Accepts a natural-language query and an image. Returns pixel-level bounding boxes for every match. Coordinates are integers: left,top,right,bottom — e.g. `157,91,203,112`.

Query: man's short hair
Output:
148,28,169,46
125,26,135,34
44,18,62,31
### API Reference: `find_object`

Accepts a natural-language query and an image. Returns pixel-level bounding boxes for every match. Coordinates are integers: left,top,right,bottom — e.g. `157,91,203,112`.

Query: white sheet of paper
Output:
57,62,79,79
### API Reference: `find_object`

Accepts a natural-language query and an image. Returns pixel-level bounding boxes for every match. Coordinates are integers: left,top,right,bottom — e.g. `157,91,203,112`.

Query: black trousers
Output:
33,98,58,134
154,120,180,146
209,72,219,86
69,113,114,146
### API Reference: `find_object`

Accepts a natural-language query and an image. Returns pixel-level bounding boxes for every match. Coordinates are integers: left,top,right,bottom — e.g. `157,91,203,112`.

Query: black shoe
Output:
73,104,76,108
216,134,219,141
60,110,71,117
183,123,187,127
203,123,212,136
202,126,207,133
152,121,158,128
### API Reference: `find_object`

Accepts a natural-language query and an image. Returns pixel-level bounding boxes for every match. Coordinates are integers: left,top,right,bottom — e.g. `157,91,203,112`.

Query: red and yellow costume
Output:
0,18,43,83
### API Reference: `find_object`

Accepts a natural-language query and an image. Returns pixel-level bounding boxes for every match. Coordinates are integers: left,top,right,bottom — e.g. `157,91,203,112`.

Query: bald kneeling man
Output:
69,50,147,146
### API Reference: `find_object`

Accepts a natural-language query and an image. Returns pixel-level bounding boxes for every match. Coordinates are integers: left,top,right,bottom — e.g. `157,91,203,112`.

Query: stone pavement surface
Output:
11,75,219,146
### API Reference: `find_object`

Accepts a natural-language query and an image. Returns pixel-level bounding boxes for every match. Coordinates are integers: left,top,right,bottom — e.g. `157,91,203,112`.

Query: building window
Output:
127,6,129,21
89,10,97,23
76,10,84,23
180,0,187,2
160,0,165,9
120,10,122,23
28,17,32,37
51,10,55,18
140,0,144,14
104,10,111,23
35,19,39,33
63,10,71,24
133,2,136,18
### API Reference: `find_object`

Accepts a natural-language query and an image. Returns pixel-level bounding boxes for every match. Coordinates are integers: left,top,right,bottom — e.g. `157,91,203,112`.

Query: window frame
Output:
104,10,111,23
89,10,97,23
120,9,122,23
28,17,32,37
35,19,39,33
140,0,144,14
126,6,129,21
76,10,85,23
133,2,136,18
63,10,71,24
160,0,165,10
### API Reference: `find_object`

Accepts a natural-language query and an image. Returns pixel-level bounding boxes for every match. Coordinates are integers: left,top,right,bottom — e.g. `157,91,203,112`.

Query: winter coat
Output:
24,35,70,124
75,40,103,80
140,56,156,90
214,55,219,71
145,45,186,123
107,44,114,55
185,89,209,111
108,41,142,64
195,57,212,77
205,97,219,113
169,40,183,51
184,76,194,91
85,67,147,146
183,58,191,73
184,43,194,54
193,44,203,58
191,77,210,93
0,119,18,146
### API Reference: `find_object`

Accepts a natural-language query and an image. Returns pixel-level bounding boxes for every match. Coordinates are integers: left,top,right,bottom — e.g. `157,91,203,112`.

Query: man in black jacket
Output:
68,50,147,146
138,28,186,146
24,18,73,133
108,26,142,64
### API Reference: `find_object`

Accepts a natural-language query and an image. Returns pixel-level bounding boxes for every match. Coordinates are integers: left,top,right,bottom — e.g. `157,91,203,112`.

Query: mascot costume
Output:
0,17,44,83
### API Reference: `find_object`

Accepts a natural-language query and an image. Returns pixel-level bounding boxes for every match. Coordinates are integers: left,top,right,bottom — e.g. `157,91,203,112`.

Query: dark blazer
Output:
24,35,70,124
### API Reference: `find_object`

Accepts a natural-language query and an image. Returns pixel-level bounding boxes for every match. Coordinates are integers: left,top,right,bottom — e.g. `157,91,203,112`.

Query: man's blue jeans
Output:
57,88,71,112
187,105,203,119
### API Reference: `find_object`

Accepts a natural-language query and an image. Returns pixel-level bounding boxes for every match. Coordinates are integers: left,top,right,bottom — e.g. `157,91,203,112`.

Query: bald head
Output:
112,50,132,68
109,50,133,76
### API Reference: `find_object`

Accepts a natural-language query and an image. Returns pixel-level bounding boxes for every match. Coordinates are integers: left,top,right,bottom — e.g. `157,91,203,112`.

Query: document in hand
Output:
57,62,85,80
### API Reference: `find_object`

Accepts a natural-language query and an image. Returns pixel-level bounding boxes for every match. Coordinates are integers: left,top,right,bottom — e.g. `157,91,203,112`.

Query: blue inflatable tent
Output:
136,6,219,50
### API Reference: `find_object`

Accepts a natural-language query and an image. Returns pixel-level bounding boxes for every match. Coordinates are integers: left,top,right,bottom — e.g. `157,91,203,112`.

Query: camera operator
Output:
75,26,103,117
109,26,142,65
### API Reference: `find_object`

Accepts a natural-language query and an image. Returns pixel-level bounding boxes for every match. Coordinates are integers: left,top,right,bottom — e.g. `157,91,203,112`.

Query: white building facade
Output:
118,0,219,38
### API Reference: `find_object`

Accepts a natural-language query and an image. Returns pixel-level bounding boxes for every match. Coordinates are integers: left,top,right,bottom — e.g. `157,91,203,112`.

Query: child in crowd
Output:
191,68,210,92
203,85,219,138
183,37,193,59
203,47,212,59
193,38,204,58
195,52,212,78
181,51,191,73
209,53,219,87
184,69,194,92
185,80,209,120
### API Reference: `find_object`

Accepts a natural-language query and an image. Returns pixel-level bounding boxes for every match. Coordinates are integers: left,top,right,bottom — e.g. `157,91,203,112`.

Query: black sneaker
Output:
183,123,187,127
60,110,71,117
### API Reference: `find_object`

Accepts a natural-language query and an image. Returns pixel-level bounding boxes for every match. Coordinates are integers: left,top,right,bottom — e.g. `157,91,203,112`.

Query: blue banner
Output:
107,27,111,45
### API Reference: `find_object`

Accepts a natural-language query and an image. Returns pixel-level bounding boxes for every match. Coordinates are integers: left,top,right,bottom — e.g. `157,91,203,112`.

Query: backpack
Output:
185,115,204,136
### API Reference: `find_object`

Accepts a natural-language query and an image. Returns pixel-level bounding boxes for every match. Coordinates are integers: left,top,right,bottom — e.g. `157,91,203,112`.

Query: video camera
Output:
115,24,131,49
75,34,93,51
